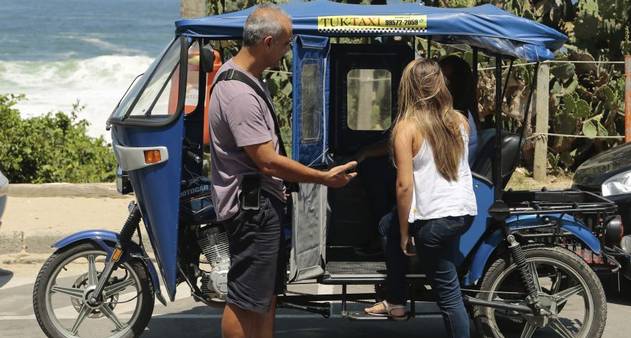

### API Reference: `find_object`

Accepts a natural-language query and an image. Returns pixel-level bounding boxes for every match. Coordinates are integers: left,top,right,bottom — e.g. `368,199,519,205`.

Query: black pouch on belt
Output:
240,174,261,211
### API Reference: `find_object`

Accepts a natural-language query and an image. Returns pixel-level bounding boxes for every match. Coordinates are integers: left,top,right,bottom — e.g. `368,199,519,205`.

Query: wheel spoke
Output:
103,278,136,298
528,262,542,293
100,304,126,330
51,285,84,299
553,284,584,306
549,317,575,338
70,303,91,335
87,255,98,286
520,322,537,338
550,268,563,294
490,295,527,320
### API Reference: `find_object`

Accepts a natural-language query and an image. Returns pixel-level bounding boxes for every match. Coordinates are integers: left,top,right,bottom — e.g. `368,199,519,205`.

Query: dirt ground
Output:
0,196,134,237
0,191,135,258
505,167,574,191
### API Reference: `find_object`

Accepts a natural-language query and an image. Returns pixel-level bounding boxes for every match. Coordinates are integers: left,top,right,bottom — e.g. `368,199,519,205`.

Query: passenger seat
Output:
471,129,522,189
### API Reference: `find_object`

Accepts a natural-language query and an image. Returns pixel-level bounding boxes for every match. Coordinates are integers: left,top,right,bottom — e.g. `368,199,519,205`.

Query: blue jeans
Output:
378,211,472,338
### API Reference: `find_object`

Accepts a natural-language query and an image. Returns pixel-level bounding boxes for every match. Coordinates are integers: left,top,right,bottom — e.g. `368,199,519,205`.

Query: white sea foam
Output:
0,55,154,142
66,34,145,56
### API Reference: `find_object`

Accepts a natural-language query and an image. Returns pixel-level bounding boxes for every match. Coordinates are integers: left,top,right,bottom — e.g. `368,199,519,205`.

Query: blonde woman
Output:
365,58,477,337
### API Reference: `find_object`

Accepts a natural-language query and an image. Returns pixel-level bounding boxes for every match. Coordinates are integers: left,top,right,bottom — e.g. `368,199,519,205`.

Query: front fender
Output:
53,229,165,305
463,214,601,286
53,229,119,253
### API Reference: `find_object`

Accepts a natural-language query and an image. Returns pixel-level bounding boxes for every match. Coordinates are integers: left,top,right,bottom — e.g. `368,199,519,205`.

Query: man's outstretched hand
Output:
321,161,358,188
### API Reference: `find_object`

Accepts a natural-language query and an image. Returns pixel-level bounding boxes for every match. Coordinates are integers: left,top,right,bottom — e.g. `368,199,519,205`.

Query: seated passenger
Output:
439,55,479,163
363,58,477,338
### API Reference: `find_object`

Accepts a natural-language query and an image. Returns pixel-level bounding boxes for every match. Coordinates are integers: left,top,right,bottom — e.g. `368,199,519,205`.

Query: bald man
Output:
208,4,357,338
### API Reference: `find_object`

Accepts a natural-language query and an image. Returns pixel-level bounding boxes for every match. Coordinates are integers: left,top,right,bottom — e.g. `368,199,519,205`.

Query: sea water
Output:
0,0,180,141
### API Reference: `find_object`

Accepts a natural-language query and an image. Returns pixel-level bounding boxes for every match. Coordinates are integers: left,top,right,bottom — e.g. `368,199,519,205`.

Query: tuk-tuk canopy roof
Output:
175,0,567,61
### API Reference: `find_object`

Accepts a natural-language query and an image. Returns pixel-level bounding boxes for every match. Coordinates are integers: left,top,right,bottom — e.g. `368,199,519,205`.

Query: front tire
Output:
474,246,607,338
33,242,155,338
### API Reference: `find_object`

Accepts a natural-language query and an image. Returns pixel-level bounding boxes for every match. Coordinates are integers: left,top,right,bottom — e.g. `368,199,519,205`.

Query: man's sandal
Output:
363,300,407,320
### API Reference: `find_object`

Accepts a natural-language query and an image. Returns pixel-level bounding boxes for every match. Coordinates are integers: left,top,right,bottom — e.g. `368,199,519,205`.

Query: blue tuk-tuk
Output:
33,2,620,337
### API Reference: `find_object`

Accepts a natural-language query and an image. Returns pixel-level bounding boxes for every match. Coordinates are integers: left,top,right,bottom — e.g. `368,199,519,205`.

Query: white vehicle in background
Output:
0,170,7,229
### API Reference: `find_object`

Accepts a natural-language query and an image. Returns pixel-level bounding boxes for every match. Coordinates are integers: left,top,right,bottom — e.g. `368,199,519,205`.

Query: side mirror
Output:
116,166,133,195
200,45,215,74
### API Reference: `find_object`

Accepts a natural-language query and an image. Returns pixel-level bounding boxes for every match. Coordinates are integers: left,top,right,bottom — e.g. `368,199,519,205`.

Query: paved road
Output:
2,264,631,338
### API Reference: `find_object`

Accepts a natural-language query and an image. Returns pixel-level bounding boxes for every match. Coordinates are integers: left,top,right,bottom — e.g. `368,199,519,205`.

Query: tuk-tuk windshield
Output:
110,38,180,121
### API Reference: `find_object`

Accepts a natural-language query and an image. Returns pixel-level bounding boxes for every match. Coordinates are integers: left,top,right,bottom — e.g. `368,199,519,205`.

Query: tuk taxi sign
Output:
317,15,427,33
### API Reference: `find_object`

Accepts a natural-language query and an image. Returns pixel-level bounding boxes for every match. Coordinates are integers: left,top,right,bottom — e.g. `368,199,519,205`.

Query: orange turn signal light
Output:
144,150,162,164
111,247,123,262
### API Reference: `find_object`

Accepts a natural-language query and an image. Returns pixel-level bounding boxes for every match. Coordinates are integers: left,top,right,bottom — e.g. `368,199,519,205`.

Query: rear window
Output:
300,59,323,143
346,68,392,131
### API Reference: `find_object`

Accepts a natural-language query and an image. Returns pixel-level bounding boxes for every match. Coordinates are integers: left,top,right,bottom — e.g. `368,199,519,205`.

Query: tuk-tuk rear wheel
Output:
473,246,607,338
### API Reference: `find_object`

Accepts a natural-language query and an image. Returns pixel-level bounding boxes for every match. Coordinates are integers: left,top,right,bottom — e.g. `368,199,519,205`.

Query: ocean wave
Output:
0,55,154,141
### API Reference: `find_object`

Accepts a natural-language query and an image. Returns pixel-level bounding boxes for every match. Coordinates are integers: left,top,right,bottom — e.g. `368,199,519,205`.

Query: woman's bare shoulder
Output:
394,119,422,154
395,119,423,140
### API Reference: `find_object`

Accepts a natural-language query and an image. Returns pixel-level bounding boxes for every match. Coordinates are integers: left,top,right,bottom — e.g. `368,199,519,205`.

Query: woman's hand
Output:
400,234,416,256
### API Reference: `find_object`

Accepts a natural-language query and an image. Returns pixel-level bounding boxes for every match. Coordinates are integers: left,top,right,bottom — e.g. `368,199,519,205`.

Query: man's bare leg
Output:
221,297,277,338
252,296,277,338
222,303,249,338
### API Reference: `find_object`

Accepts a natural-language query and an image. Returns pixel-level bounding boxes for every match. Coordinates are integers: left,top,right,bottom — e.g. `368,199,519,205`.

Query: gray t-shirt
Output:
209,59,285,221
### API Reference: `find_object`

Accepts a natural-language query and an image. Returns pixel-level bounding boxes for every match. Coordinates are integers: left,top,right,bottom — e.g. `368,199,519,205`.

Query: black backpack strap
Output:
211,68,299,192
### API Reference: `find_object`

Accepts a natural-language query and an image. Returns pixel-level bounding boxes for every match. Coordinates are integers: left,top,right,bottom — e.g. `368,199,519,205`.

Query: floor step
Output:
321,261,427,285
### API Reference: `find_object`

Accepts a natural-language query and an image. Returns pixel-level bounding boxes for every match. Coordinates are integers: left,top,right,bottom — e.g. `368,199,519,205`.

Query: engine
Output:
197,225,230,300
179,175,230,300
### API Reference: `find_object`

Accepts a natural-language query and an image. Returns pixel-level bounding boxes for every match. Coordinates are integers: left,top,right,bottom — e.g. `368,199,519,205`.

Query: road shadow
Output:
142,305,448,338
602,275,631,306
0,268,14,288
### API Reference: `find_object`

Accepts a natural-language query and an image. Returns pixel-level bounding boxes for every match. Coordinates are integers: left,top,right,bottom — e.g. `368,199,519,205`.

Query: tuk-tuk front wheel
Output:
473,246,607,338
33,242,155,338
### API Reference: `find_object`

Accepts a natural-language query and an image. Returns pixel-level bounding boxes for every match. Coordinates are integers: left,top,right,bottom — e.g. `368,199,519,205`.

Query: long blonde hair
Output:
391,58,465,182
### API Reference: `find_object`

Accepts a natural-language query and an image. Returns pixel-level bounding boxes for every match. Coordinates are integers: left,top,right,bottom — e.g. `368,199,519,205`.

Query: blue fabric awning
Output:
175,0,567,61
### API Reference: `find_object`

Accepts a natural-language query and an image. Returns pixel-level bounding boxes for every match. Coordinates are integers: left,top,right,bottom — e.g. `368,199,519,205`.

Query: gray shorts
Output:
224,192,287,313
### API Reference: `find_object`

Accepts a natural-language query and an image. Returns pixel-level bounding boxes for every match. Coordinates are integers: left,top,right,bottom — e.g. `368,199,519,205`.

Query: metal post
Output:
472,48,479,120
493,56,503,199
626,56,631,142
534,62,550,181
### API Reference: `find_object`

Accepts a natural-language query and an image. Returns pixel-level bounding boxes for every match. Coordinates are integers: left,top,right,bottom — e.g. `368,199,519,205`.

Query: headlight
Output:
602,170,631,196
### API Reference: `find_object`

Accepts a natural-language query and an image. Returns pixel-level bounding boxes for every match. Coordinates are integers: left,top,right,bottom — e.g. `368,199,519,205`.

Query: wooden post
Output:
357,70,374,130
626,56,631,142
181,0,207,18
533,62,550,182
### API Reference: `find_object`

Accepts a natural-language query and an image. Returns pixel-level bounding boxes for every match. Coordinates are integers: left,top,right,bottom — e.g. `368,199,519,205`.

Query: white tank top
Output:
408,127,477,222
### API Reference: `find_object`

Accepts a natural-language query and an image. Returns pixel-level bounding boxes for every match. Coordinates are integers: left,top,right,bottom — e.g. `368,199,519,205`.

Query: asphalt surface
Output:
2,264,631,338
0,264,448,338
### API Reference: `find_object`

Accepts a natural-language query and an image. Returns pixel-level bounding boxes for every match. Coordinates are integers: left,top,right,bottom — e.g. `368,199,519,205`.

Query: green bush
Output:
0,94,116,183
